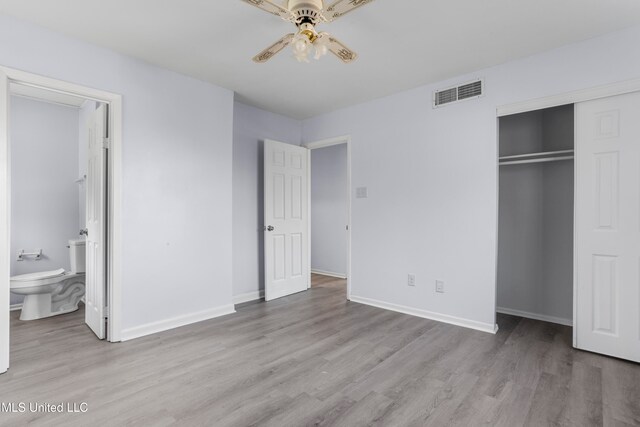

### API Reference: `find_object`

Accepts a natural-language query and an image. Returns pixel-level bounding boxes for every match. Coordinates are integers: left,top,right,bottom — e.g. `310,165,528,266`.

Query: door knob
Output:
267,226,275,232
80,229,88,236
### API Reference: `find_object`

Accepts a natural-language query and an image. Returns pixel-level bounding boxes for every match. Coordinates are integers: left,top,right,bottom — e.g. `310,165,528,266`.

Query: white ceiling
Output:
1,1,640,119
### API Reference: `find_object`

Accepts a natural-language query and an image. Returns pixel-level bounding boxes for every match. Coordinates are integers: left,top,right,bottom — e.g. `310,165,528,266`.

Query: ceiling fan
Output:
241,0,375,64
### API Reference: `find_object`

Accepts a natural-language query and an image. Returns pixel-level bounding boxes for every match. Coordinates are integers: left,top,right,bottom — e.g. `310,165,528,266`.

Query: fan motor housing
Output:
288,0,324,25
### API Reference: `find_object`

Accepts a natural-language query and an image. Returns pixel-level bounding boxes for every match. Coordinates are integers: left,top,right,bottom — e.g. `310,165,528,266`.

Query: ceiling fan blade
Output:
326,36,358,63
240,0,294,21
253,33,296,63
322,0,375,22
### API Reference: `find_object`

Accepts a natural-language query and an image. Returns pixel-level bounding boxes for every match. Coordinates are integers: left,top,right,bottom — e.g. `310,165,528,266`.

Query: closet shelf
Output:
499,149,574,166
499,149,574,161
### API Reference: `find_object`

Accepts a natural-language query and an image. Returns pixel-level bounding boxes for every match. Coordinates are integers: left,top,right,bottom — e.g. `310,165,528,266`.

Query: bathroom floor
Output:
1,277,639,426
9,303,95,353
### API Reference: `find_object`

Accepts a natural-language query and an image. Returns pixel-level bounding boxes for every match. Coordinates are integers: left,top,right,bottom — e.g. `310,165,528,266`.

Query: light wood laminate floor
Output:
1,274,639,426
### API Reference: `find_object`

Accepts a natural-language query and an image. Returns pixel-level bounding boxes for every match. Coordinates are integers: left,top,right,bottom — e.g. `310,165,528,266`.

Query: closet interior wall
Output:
497,105,574,325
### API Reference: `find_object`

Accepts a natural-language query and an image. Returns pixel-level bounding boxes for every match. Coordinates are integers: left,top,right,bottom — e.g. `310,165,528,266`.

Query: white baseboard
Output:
10,304,23,312
311,269,347,279
233,290,264,305
497,307,573,327
121,304,236,341
349,295,498,334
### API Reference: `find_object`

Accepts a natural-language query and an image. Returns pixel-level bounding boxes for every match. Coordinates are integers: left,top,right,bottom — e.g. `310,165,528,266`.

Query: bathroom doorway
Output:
0,67,123,374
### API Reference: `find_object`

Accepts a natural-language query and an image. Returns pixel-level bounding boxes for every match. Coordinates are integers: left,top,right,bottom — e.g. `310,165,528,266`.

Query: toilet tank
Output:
69,239,86,274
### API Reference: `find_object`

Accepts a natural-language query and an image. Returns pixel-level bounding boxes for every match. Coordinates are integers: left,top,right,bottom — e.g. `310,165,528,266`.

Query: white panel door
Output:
0,71,9,373
576,92,640,363
264,140,309,301
85,104,107,339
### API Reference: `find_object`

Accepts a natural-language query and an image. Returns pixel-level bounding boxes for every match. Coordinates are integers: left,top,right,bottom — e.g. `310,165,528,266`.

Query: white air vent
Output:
434,79,484,108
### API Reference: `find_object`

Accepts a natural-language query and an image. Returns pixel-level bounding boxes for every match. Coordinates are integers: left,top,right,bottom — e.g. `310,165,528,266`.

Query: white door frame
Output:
495,77,640,345
304,136,352,300
0,66,123,373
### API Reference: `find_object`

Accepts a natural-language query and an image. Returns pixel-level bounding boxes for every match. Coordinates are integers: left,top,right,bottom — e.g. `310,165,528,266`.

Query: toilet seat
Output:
11,268,66,282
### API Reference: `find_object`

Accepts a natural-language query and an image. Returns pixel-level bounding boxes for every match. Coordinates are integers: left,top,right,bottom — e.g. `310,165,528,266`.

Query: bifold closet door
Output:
576,92,640,363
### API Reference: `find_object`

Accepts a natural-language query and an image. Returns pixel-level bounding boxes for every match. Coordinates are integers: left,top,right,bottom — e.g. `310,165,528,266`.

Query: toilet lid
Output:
10,268,66,282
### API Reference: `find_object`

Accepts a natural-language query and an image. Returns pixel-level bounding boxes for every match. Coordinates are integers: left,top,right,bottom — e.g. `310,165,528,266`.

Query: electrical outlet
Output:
436,280,445,293
408,274,416,287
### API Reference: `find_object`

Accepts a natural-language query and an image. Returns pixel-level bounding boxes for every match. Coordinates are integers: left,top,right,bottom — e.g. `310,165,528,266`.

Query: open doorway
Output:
0,67,123,374
306,136,351,299
308,140,349,297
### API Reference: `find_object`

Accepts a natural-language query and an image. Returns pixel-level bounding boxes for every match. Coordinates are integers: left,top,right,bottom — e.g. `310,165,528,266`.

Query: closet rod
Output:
499,156,574,166
499,149,574,161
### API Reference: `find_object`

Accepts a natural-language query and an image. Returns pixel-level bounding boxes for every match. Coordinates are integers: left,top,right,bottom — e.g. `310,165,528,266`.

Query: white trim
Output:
9,304,22,312
497,307,573,327
0,65,124,359
572,104,579,347
0,70,9,374
10,93,81,110
107,97,123,343
305,135,352,300
350,295,498,334
492,116,500,332
304,135,349,150
310,269,347,279
497,77,640,117
233,290,264,305
307,147,312,291
121,305,236,341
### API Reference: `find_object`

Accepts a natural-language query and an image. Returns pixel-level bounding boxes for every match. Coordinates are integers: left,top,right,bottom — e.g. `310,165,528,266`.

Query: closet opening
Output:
496,104,575,328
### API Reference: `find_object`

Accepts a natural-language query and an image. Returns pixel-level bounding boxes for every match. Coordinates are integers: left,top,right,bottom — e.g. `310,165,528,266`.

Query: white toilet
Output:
10,239,86,321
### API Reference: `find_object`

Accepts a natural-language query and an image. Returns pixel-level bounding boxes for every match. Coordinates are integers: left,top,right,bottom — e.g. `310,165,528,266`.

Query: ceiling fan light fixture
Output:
292,24,329,62
245,0,371,64
313,33,330,60
292,33,312,62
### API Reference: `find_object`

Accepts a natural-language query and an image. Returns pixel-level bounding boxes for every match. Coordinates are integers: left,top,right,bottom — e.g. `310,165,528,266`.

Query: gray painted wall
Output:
302,26,640,330
10,96,80,305
497,105,574,323
311,144,348,277
232,101,302,299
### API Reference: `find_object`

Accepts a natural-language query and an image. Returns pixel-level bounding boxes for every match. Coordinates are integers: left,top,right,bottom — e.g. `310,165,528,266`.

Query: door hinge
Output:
102,137,110,150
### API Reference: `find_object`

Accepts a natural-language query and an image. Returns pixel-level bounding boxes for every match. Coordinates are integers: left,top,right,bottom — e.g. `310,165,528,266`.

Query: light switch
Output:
356,187,368,199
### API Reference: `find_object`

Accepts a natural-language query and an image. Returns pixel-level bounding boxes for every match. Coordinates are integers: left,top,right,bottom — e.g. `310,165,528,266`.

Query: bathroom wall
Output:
232,101,302,302
10,96,80,306
311,144,348,277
